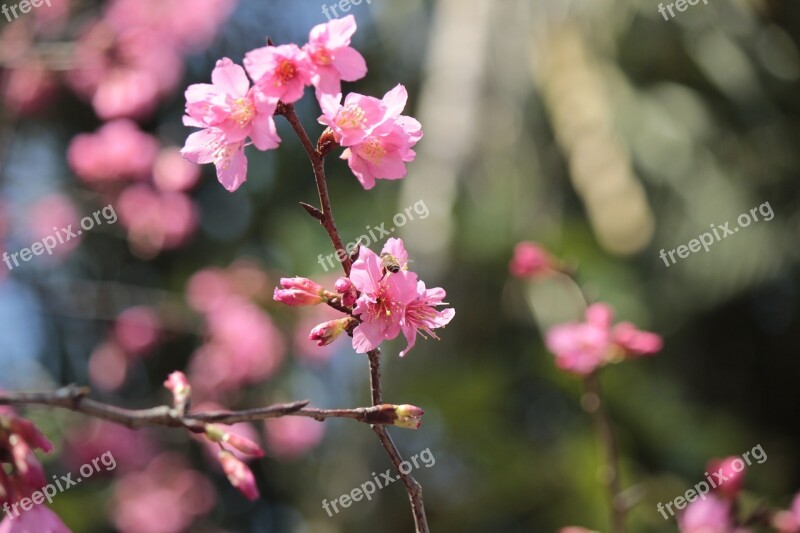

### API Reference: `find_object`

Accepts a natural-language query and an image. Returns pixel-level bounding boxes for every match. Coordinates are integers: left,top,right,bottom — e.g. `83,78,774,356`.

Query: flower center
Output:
311,47,332,65
275,59,296,86
358,138,386,165
214,143,236,170
229,97,255,126
335,104,366,130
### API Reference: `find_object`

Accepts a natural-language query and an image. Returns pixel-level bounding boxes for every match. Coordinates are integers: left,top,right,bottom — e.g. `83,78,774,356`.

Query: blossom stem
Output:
276,102,353,275
583,372,626,533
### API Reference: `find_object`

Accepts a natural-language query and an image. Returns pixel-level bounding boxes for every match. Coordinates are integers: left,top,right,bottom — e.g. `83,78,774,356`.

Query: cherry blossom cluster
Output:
181,15,422,192
274,238,455,359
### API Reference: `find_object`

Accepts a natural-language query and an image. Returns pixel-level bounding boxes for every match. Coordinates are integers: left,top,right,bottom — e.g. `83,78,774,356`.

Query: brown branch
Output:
276,102,352,275
583,373,626,533
278,87,429,531
0,387,411,430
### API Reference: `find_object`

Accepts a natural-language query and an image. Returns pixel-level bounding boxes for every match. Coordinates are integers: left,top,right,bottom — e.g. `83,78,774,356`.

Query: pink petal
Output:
211,58,250,97
215,144,248,192
249,113,280,151
333,46,367,81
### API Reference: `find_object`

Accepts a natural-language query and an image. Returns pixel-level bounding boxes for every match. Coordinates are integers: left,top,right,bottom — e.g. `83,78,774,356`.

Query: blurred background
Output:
1,0,799,531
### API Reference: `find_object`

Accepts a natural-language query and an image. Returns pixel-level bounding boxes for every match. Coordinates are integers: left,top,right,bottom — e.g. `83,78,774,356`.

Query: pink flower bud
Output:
218,450,260,501
335,277,357,307
164,371,191,408
223,432,265,458
394,404,424,429
309,317,356,347
273,277,328,306
706,456,746,499
509,241,556,278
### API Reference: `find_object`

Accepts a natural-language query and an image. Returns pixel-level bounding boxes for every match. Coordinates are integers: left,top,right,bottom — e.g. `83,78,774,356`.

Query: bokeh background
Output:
1,0,799,531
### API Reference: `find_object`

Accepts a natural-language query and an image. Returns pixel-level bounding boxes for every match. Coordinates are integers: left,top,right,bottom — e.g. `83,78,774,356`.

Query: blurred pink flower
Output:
1,62,58,115
67,22,183,120
264,416,325,461
545,303,662,375
303,15,367,105
153,147,200,192
188,297,285,395
117,184,197,257
67,120,159,184
245,44,313,104
33,0,71,36
773,493,800,533
88,341,128,391
113,306,160,357
0,505,70,533
706,456,746,500
509,241,557,278
678,495,735,533
27,194,81,259
186,268,234,314
63,420,157,475
112,452,216,533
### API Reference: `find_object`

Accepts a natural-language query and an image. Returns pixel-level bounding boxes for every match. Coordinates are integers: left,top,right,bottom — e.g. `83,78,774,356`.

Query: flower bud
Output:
309,317,357,347
205,425,265,458
317,127,338,156
164,371,191,410
273,277,328,306
334,277,357,307
218,450,260,501
394,404,424,429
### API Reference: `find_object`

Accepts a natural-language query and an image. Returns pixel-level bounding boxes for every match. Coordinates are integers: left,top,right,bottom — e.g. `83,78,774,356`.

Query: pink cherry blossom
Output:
67,120,159,184
509,241,557,278
264,416,325,461
545,303,662,375
0,505,70,533
303,15,367,105
678,495,735,533
350,245,419,353
399,281,455,357
181,130,247,192
218,451,259,501
1,61,58,116
88,341,128,391
244,44,313,104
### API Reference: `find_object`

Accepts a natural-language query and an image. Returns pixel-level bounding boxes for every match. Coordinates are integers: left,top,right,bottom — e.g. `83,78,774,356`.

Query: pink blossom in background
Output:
678,495,736,533
64,421,156,475
245,44,313,104
27,194,81,259
0,505,70,533
303,15,367,105
103,0,234,54
264,416,325,461
88,341,128,391
509,241,557,278
112,452,216,533
67,23,183,120
32,0,70,35
226,260,271,302
188,297,285,396
1,62,58,115
773,493,800,533
113,306,161,357
186,268,234,314
117,184,197,258
706,456,747,500
545,303,662,375
153,147,201,192
67,120,159,184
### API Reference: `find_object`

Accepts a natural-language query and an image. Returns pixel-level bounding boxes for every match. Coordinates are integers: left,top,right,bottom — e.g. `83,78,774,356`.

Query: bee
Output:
380,252,402,274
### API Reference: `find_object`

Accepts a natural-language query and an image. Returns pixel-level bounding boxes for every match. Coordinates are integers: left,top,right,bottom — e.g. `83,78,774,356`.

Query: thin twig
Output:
583,373,626,533
0,387,408,430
